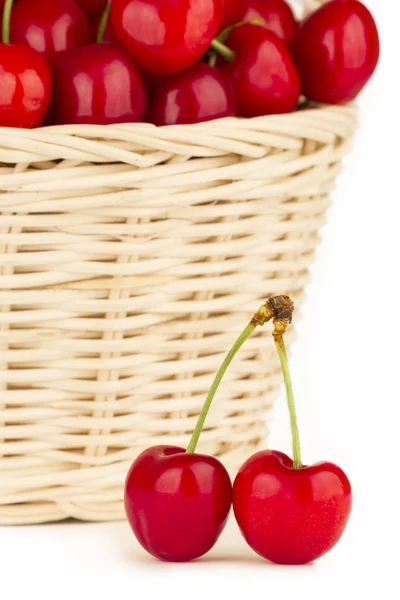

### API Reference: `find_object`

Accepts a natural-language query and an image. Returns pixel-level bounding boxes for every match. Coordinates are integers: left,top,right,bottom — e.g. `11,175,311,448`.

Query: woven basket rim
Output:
0,103,355,135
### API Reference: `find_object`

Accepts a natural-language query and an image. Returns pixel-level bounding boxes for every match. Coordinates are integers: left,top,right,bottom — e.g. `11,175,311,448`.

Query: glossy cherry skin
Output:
221,0,249,29
233,450,352,565
125,445,232,562
291,0,380,104
110,0,224,75
148,63,237,126
9,0,93,67
243,0,298,42
75,0,107,19
0,43,52,128
51,43,147,125
219,24,300,117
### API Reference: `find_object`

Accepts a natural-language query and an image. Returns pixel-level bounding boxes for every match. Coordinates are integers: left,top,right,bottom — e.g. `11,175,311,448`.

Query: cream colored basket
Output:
0,0,357,525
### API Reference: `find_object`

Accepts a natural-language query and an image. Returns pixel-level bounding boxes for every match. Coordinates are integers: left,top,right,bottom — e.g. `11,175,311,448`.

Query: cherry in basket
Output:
52,43,147,125
9,0,93,66
0,0,52,128
214,23,301,117
243,0,298,42
148,62,237,126
110,0,224,75
232,296,352,564
124,297,291,561
291,0,380,104
51,1,146,125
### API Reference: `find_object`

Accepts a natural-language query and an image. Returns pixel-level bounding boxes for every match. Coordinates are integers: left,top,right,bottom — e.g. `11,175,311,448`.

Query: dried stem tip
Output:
266,295,294,323
251,295,294,327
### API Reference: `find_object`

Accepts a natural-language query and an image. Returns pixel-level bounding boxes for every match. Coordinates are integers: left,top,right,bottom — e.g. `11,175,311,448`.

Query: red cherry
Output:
221,0,248,29
233,450,352,565
218,24,300,117
75,0,107,19
110,0,224,75
291,0,380,104
0,43,52,128
243,0,298,42
148,62,237,126
51,43,147,125
125,445,232,562
9,0,93,67
231,296,352,565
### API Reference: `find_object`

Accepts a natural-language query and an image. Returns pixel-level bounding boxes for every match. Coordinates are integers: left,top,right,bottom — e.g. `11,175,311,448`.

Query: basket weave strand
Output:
0,0,357,525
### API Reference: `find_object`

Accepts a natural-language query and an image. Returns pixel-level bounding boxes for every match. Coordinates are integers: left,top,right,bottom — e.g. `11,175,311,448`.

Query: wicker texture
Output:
0,0,357,525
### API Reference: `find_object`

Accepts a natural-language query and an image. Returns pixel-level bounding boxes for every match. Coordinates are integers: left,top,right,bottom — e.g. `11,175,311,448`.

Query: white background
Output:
1,1,399,598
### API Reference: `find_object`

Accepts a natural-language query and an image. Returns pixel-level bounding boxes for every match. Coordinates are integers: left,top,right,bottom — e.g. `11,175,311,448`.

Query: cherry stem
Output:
208,51,217,67
186,296,292,454
186,323,255,454
272,315,302,469
218,18,264,43
210,39,236,63
97,0,111,44
2,0,14,44
210,19,263,64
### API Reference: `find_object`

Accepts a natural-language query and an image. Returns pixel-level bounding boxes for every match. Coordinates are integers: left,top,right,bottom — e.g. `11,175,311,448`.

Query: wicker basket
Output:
0,0,357,525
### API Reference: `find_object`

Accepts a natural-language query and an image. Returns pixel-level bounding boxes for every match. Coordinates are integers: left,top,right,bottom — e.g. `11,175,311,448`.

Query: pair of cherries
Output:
0,0,379,129
125,296,352,565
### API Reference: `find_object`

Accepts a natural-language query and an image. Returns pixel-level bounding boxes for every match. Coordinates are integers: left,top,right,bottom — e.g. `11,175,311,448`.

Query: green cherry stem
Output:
186,323,256,454
272,315,302,469
208,51,217,67
210,38,236,63
187,296,293,454
218,18,265,42
210,18,265,63
2,0,14,44
97,0,111,44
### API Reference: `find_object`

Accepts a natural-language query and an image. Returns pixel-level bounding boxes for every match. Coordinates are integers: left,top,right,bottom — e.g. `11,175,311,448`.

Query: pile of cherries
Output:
0,0,379,129
125,296,352,565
